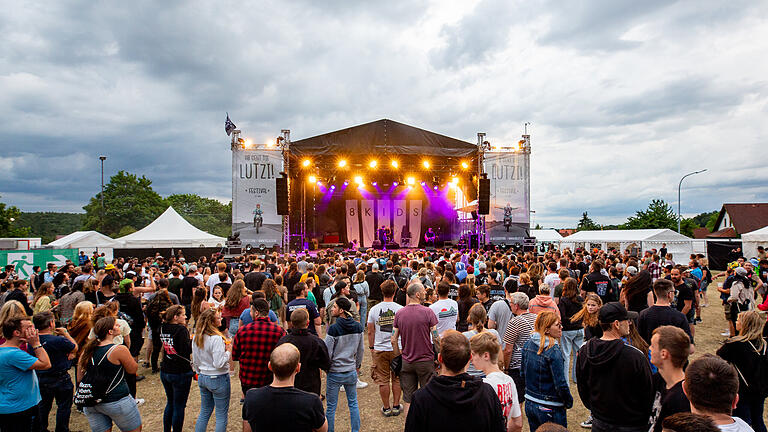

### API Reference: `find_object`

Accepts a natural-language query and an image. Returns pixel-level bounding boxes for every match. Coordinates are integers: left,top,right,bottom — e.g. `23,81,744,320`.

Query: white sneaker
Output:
356,379,368,389
135,398,145,406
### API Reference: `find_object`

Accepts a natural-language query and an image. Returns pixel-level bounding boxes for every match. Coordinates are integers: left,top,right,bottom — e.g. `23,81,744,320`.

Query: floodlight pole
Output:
677,169,707,233
99,155,107,231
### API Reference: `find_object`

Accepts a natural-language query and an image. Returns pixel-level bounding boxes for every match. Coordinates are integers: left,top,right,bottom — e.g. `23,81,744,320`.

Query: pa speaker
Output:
276,177,289,215
478,178,490,215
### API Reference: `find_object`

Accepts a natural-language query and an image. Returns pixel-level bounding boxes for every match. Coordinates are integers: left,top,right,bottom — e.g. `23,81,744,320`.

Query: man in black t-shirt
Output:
242,343,327,432
365,263,385,306
580,260,614,304
670,267,695,338
648,325,691,432
637,279,693,346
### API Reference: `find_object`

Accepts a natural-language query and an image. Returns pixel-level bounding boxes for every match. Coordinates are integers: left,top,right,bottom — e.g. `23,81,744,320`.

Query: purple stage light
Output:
330,185,336,190
433,185,438,190
393,181,398,186
372,181,377,186
420,181,426,186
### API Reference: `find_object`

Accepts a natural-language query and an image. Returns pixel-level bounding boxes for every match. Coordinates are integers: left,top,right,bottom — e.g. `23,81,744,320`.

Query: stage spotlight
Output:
391,160,399,169
461,161,469,169
244,139,253,148
308,175,317,183
354,176,364,185
420,181,426,186
406,176,415,185
372,181,377,186
343,180,349,186
451,177,459,185
393,181,399,186
302,159,311,168
433,185,438,190
330,185,336,190
422,160,430,169
338,159,347,168
369,160,378,168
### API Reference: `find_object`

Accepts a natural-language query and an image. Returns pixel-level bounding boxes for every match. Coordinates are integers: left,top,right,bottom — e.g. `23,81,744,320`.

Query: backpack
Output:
74,345,124,408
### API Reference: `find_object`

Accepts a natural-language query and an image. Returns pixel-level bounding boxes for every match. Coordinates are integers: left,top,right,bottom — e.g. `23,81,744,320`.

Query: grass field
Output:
58,287,761,431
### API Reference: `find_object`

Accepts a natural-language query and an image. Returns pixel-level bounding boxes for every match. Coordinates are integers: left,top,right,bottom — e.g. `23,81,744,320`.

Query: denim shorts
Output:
84,395,142,432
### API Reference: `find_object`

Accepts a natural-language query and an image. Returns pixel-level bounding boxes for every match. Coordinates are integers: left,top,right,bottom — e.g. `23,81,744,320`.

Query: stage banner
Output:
345,200,361,248
231,147,283,247
409,200,423,245
393,200,407,245
484,152,530,224
378,200,391,232
0,249,78,280
361,199,375,248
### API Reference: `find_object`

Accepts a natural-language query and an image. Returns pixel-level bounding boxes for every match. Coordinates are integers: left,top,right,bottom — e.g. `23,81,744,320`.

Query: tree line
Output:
576,199,718,237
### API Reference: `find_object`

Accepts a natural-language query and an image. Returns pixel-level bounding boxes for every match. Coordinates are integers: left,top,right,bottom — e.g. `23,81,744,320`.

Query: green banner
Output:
0,249,79,280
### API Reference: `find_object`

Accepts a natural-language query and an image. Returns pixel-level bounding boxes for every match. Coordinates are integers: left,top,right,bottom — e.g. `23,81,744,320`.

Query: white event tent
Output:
742,225,768,259
561,229,693,263
48,231,123,260
117,207,225,248
530,229,564,246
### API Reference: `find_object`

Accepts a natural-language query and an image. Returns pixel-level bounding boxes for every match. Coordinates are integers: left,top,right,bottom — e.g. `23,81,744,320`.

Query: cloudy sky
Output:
2,0,767,228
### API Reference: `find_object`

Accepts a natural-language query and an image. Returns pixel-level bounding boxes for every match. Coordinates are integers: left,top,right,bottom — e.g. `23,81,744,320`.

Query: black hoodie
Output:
575,338,654,428
404,373,505,432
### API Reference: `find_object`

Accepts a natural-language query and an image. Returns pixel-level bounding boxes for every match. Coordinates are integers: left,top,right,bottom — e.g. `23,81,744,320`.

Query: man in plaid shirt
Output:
647,255,662,282
232,296,286,394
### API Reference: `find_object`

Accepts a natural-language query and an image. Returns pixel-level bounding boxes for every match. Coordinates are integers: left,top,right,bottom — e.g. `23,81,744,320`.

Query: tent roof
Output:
290,119,477,158
530,229,564,241
743,225,768,240
48,231,122,248
117,207,225,247
564,229,692,242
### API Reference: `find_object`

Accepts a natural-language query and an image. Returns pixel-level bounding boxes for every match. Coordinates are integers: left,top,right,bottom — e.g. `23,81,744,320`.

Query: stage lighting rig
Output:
422,160,430,169
308,175,317,184
302,159,312,168
338,159,347,168
406,176,415,185
461,161,469,169
369,160,378,169
391,160,399,169
354,176,364,185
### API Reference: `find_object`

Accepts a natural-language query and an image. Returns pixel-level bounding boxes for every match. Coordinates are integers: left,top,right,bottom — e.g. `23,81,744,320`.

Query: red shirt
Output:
232,317,286,388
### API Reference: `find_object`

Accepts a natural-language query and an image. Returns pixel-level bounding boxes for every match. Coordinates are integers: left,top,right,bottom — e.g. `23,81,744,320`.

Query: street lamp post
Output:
99,156,107,231
677,169,707,233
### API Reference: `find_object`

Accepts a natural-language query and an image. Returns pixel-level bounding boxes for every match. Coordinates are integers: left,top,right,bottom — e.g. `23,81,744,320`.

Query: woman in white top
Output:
352,270,370,324
192,308,231,432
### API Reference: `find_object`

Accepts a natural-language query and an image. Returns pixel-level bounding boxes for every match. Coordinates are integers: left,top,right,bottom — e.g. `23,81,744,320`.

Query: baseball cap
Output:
599,302,638,323
105,264,116,270
626,266,638,276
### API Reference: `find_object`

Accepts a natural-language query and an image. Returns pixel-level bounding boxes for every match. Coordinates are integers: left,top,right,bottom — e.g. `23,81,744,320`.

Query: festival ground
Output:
57,287,766,432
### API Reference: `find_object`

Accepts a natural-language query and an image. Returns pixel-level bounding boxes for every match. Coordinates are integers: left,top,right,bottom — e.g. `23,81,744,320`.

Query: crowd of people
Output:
0,244,767,432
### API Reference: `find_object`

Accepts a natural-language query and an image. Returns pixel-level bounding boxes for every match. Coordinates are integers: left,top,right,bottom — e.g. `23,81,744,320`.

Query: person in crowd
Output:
232,297,286,395
208,285,225,310
5,279,34,316
325,297,365,432
30,311,77,432
366,279,404,417
429,281,459,336
638,279,694,345
683,354,754,431
222,279,250,338
276,308,330,396
366,262,385,311
572,292,603,341
59,281,85,327
580,260,614,304
404,330,505,432
115,278,145,364
190,287,207,327
239,291,279,326
621,270,654,313
463,303,502,377
262,278,285,326
457,284,479,332
477,285,494,313
557,277,583,384
351,270,370,324
326,281,361,325
648,325,692,432
520,310,571,430
286,282,323,336
716,310,767,432
145,286,173,373
576,302,654,432
529,285,560,318
502,291,537,411
0,316,51,429
671,266,697,339
242,343,328,432
32,282,55,314
159,305,194,432
661,412,720,432
68,301,94,360
192,308,231,432
78,316,142,432
470,331,523,432
392,282,440,417
488,280,517,350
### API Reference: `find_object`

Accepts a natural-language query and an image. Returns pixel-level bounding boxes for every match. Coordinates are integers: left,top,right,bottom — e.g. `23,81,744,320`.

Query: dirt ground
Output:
58,288,763,431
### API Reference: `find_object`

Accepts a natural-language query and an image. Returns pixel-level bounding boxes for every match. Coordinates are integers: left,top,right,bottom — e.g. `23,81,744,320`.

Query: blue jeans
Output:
326,371,360,432
560,329,584,384
161,370,194,432
525,399,567,431
358,297,368,324
38,374,73,432
195,373,231,432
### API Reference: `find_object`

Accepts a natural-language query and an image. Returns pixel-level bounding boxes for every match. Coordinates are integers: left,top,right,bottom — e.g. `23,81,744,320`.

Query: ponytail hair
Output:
468,302,487,333
78,316,116,372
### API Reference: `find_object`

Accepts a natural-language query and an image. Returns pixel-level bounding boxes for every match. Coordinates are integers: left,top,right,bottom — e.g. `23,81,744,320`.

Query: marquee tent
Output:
48,231,123,249
742,225,768,259
530,229,563,244
561,229,693,263
117,207,225,248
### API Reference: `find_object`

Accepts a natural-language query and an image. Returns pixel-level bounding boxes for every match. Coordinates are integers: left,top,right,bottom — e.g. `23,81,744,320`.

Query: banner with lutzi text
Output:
0,249,79,280
231,147,283,248
484,152,530,224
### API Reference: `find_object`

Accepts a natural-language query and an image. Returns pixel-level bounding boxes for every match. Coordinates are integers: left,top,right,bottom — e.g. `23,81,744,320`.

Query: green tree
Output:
577,212,599,231
705,212,719,232
690,210,718,227
165,194,231,237
83,171,166,236
16,212,84,243
679,218,700,238
0,196,31,237
622,199,677,230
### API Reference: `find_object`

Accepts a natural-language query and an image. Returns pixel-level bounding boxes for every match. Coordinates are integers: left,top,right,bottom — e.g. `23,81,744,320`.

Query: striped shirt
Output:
503,312,537,370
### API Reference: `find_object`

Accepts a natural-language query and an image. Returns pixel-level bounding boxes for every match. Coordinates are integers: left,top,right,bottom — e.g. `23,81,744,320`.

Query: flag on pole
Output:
225,113,237,136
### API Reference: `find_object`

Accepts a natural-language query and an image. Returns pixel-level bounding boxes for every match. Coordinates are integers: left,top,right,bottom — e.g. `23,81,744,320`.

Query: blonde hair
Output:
0,300,28,326
572,293,602,328
519,273,531,285
733,310,766,351
468,302,487,332
470,330,501,363
71,301,94,324
194,308,225,349
32,282,54,307
534,311,560,355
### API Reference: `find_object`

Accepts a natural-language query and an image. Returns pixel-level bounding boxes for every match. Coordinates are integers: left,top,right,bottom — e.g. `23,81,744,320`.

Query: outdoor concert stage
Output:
229,119,532,252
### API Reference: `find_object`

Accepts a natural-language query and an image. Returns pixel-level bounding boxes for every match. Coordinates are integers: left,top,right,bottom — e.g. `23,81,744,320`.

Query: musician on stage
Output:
377,225,391,250
424,227,436,247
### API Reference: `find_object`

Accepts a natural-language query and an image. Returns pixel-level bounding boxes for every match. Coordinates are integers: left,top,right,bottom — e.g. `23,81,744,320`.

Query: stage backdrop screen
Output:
231,147,283,247
484,152,530,225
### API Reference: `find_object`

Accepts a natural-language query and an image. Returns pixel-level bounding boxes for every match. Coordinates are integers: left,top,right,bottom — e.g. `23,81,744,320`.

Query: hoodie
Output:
575,338,654,428
324,316,365,373
455,262,468,282
404,373,505,432
528,295,561,319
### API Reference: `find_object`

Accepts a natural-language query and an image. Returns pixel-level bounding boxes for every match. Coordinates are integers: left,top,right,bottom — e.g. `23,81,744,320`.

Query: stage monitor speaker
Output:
276,177,289,215
478,178,490,215
372,240,382,249
333,246,345,253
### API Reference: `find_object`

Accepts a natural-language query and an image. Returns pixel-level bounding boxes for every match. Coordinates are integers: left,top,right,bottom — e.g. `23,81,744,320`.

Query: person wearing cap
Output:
324,297,365,432
576,302,654,432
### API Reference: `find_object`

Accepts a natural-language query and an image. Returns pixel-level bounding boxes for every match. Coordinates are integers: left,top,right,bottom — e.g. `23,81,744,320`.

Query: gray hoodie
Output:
324,316,365,373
